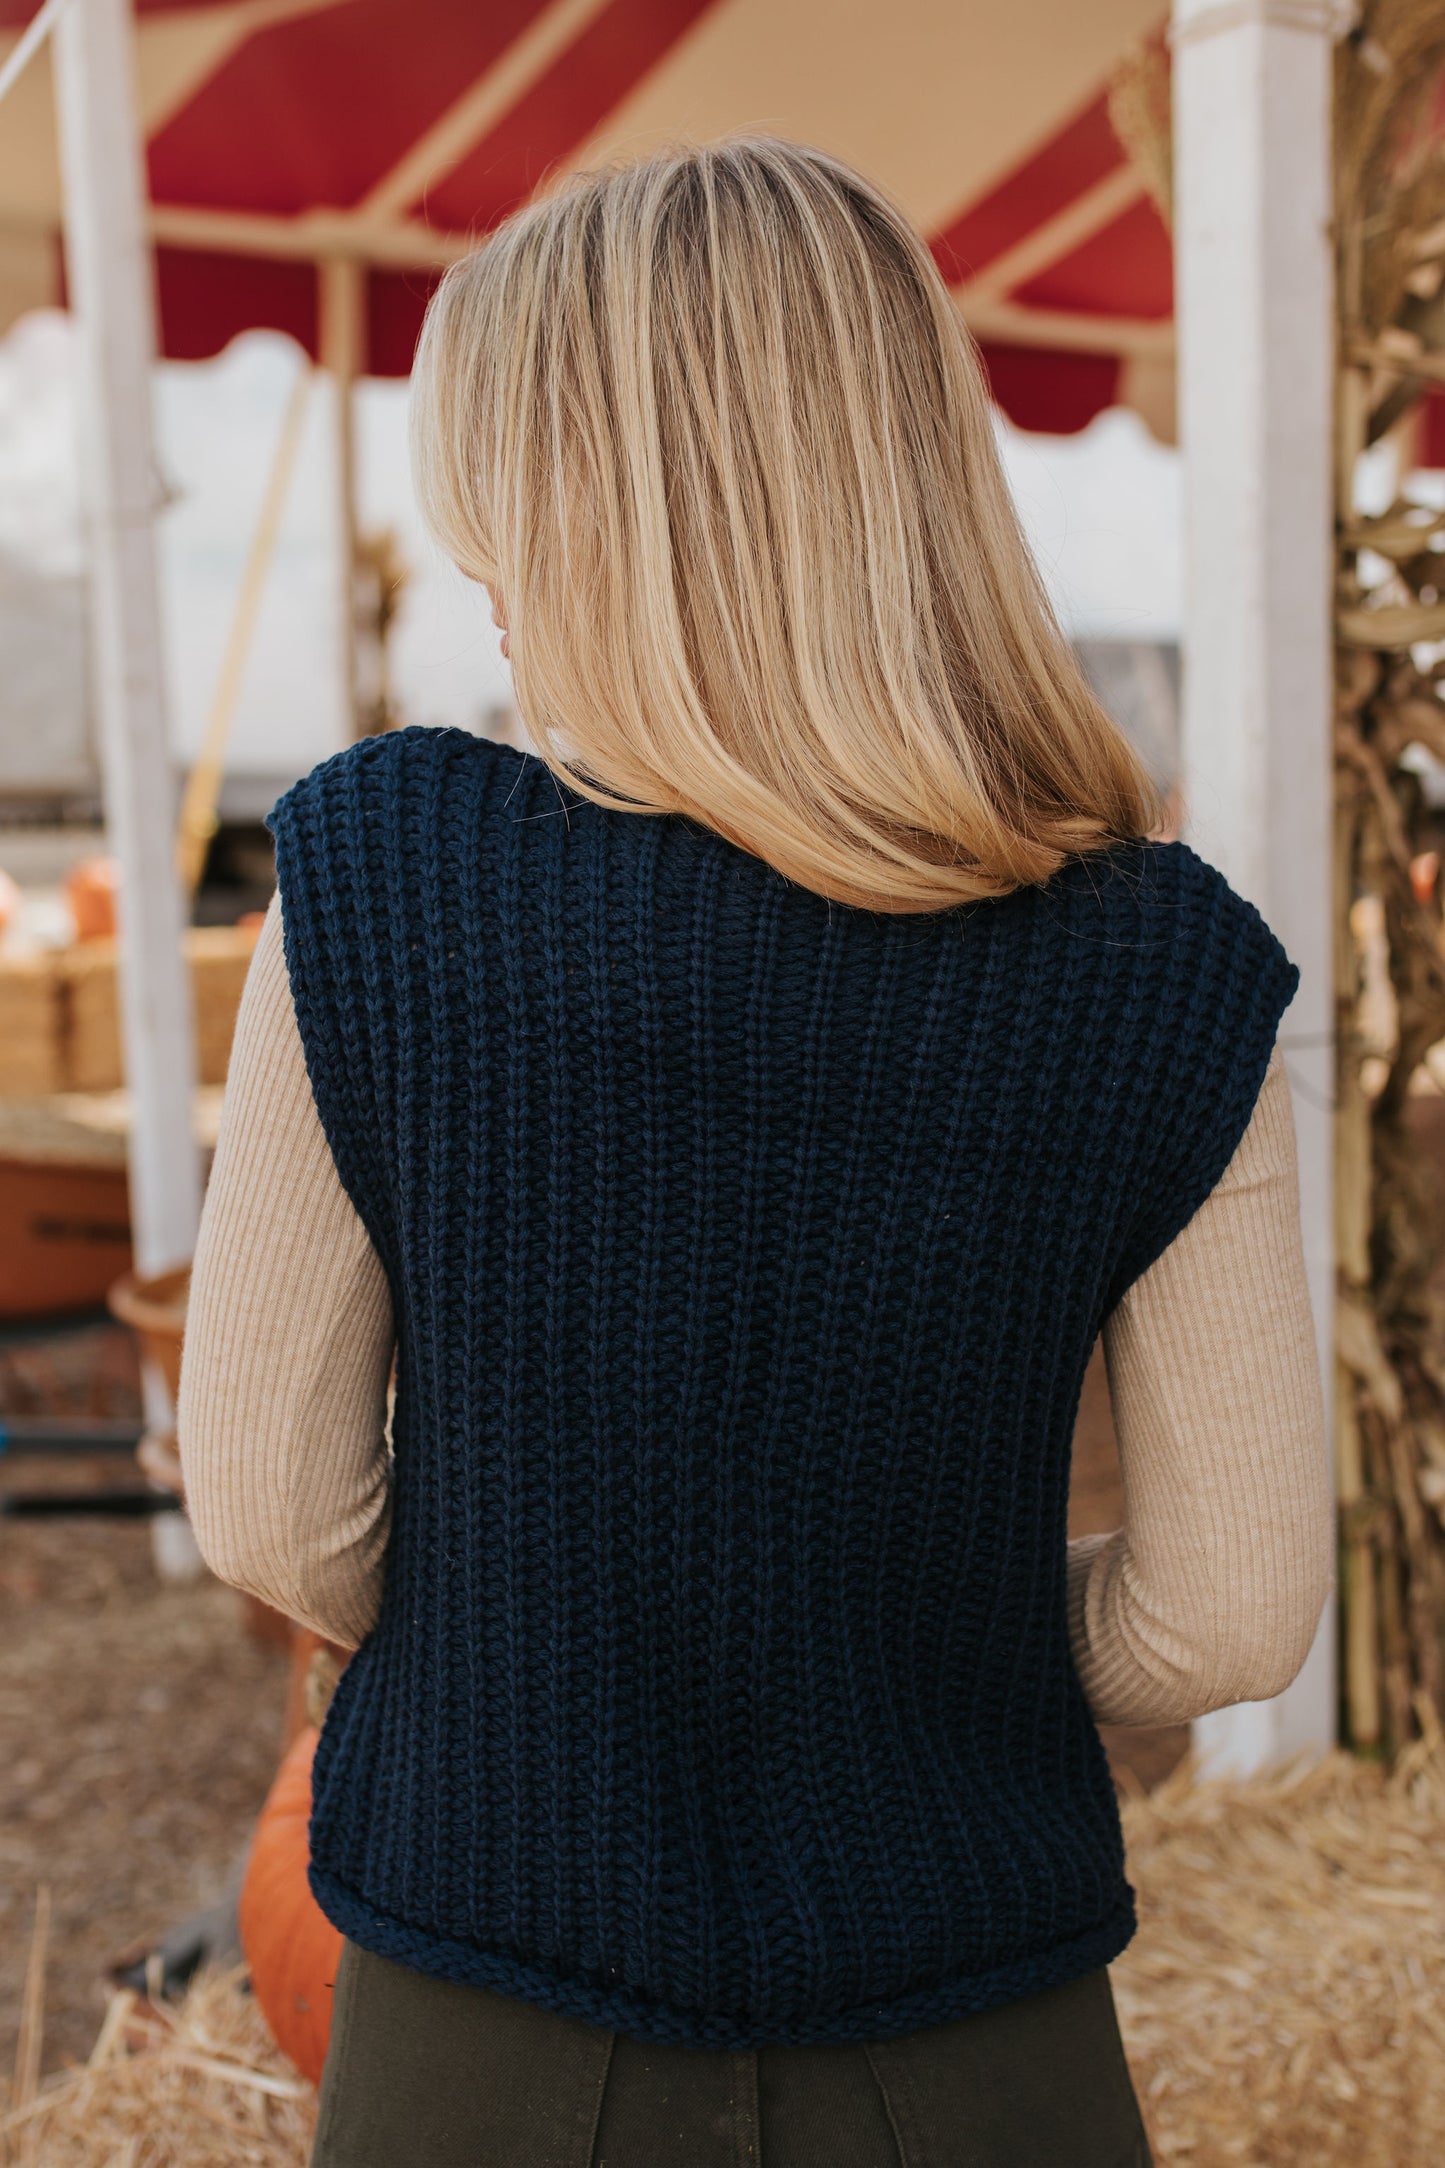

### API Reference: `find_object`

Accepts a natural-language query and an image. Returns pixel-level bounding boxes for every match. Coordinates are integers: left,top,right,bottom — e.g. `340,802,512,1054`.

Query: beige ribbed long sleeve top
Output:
178,899,1333,1725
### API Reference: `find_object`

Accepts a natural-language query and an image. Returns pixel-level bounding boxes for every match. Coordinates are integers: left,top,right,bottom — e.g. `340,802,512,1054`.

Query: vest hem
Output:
307,1864,1137,2050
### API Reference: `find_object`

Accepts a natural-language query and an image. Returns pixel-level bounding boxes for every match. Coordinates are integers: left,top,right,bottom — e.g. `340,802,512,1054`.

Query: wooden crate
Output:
189,925,261,1083
0,955,66,1096
60,924,259,1091
0,1154,131,1317
58,940,122,1092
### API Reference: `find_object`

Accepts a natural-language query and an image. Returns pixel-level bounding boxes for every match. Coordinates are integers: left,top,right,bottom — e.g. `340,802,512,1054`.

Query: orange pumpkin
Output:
239,1725,343,2085
65,856,119,941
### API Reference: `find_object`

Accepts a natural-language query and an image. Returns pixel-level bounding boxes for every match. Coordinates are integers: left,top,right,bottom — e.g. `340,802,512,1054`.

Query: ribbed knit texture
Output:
1066,1051,1330,1725
178,905,394,1651
268,725,1299,2049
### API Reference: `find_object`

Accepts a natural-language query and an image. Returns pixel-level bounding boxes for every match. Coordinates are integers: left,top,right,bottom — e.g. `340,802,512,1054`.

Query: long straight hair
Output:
411,137,1159,911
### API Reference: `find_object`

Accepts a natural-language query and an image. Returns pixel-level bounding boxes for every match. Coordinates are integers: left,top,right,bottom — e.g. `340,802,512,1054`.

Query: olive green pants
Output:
312,1941,1153,2167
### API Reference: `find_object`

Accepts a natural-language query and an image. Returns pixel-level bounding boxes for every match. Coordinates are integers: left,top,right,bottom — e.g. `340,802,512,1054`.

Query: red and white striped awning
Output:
1,0,1178,437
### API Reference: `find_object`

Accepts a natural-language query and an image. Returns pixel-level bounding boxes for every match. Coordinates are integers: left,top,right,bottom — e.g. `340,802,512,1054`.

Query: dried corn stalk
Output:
1334,0,1445,1757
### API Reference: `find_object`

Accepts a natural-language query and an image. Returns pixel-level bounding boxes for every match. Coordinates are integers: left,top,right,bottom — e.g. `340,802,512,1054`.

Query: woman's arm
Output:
177,896,394,1650
1068,1049,1334,1727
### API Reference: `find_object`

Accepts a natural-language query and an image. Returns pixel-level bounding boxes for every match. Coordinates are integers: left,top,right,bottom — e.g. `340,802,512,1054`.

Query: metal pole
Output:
52,0,201,1281
1172,0,1342,1772
320,255,363,738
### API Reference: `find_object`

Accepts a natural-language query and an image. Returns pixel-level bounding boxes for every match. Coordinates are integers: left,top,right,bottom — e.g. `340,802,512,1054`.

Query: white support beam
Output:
53,0,201,1281
1172,0,1342,1774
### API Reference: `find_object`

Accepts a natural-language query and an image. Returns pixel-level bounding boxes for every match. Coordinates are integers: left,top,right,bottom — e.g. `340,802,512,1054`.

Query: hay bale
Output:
1116,1743,1445,2164
0,1968,315,2167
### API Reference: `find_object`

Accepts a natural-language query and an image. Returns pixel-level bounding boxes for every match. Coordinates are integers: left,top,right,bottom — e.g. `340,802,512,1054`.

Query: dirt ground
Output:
0,1519,289,2079
0,1318,290,2080
0,1318,1171,2086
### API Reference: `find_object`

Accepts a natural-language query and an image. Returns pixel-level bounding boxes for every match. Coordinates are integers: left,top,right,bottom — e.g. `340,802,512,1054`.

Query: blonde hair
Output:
412,137,1159,911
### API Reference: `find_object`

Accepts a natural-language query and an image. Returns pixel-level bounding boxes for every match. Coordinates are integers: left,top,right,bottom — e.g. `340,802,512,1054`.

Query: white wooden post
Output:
55,0,203,1579
55,0,202,1274
52,0,201,1281
1172,0,1342,1773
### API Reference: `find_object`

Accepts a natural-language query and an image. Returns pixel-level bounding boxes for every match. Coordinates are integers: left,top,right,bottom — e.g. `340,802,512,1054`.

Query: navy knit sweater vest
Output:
269,725,1296,2049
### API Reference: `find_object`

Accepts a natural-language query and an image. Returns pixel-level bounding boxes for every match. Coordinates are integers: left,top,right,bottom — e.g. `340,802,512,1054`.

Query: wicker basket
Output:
0,954,66,1096
63,926,259,1093
0,923,258,1098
